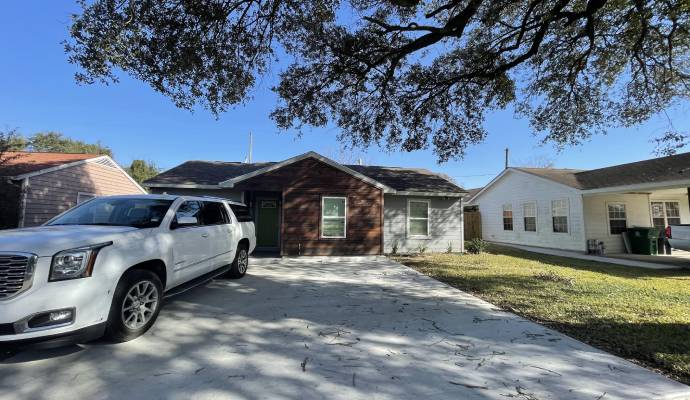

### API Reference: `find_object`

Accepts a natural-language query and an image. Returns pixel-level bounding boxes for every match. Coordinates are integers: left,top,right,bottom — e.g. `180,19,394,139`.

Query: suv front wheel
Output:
104,269,164,342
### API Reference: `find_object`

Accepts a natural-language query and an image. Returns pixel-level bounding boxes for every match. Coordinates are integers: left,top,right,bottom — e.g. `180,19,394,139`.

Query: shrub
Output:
447,241,453,253
391,241,398,255
417,244,427,254
466,238,488,254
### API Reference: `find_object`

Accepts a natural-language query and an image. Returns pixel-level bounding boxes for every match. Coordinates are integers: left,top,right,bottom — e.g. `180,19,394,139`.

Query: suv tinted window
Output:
201,201,229,225
230,204,252,222
171,200,202,228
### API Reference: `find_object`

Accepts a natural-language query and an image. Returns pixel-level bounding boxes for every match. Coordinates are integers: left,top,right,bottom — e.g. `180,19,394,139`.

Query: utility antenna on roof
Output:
504,148,509,169
358,157,363,166
247,131,253,163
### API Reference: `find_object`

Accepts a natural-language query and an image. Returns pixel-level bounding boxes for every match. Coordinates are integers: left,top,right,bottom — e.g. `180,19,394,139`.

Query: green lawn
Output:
393,244,690,385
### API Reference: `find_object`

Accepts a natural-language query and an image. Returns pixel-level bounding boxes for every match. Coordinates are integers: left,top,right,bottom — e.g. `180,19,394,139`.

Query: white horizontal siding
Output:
474,170,586,251
583,192,690,253
383,195,463,253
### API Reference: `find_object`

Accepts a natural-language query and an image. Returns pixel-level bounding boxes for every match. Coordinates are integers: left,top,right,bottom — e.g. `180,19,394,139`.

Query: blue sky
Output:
1,1,688,189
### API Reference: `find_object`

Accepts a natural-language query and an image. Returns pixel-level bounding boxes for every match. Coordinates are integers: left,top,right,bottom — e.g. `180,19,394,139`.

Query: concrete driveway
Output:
1,257,688,400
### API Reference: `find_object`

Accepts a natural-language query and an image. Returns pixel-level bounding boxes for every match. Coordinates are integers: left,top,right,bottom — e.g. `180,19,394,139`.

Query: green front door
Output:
256,199,280,248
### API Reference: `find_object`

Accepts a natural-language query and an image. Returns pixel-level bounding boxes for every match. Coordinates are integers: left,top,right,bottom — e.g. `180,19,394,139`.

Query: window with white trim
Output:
651,201,681,229
551,199,569,233
607,203,627,235
502,204,513,231
523,202,536,232
77,192,97,204
408,200,430,237
321,197,346,238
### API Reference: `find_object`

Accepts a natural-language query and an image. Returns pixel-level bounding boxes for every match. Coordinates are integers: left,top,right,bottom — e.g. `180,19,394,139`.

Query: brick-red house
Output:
0,152,146,228
146,151,467,256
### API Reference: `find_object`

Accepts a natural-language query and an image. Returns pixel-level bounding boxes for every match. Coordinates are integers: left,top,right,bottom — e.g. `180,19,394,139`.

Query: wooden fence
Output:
464,211,482,240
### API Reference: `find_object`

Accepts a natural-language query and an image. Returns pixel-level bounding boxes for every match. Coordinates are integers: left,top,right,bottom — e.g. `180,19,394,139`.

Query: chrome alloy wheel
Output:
237,249,248,274
121,280,159,330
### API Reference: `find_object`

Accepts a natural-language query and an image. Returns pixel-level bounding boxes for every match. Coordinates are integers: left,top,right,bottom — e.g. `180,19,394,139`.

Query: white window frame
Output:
523,202,537,233
650,200,682,228
76,192,97,204
606,202,628,236
407,199,430,238
321,196,347,239
502,203,514,231
551,199,570,234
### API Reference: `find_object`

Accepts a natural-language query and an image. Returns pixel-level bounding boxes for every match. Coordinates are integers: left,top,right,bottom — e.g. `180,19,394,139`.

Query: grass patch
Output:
393,244,690,385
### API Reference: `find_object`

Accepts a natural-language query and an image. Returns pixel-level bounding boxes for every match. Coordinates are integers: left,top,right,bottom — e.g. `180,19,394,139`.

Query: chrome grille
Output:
0,253,36,300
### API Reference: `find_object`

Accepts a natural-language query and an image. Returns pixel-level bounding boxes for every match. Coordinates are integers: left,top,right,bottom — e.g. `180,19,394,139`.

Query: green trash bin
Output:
627,227,659,255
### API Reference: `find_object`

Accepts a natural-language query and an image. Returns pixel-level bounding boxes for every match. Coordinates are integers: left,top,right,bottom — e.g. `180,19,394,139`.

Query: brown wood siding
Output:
235,158,383,255
24,162,144,226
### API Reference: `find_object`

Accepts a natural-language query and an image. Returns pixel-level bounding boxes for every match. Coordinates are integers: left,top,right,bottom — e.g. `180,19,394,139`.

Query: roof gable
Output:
145,151,466,195
218,152,394,192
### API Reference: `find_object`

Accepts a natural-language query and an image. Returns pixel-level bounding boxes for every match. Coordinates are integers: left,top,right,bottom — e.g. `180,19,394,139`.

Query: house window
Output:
523,202,536,232
322,197,347,238
77,192,97,204
408,200,430,237
607,203,628,235
651,201,682,229
551,199,569,233
502,204,513,231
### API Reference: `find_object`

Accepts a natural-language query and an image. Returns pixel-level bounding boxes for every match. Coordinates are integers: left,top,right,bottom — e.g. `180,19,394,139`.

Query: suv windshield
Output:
48,198,174,228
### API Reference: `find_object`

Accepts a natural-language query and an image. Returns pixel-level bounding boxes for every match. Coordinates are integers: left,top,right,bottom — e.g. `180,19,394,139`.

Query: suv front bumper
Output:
0,257,113,345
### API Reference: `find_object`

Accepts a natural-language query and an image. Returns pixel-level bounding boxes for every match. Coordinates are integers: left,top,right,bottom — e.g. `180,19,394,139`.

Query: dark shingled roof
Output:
515,151,690,190
515,168,585,188
146,159,465,193
465,187,483,201
147,161,276,186
346,165,464,193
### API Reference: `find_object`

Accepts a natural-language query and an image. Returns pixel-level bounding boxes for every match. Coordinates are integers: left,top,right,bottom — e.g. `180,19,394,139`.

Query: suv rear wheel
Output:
227,244,248,279
104,269,163,342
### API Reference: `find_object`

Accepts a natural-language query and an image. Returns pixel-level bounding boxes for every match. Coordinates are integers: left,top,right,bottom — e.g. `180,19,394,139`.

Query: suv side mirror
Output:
174,216,198,228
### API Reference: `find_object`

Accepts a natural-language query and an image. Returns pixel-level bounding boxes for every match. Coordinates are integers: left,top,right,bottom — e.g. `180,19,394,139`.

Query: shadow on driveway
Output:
0,257,688,400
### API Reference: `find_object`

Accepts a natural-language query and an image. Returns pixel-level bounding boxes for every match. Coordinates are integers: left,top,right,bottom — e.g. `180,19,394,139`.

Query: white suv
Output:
0,195,255,347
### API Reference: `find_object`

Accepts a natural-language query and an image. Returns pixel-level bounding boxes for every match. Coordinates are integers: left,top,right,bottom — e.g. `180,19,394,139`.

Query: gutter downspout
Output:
17,178,28,228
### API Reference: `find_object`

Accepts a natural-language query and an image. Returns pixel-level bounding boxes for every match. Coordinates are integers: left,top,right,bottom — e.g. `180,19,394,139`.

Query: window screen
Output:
552,200,569,233
523,202,536,232
607,203,627,235
322,197,347,238
503,204,513,231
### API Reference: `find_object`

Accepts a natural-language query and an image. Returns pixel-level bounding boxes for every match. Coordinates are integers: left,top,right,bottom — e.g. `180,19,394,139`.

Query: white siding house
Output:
470,169,587,251
470,152,690,255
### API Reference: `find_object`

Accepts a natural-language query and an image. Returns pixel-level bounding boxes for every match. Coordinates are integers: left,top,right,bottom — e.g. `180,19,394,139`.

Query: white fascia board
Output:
218,151,395,192
10,155,106,180
391,191,466,198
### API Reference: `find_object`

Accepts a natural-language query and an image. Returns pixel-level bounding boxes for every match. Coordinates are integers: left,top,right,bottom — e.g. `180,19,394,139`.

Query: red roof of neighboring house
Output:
0,152,102,178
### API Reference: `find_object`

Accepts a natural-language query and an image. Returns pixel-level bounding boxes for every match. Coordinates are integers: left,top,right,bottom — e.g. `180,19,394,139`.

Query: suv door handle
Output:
201,233,209,238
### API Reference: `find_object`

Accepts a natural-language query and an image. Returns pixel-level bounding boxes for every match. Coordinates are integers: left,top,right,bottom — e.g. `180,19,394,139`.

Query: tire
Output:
104,269,164,343
227,244,249,279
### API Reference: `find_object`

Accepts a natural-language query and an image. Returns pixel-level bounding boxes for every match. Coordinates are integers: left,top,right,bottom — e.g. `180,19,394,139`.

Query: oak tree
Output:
66,0,690,160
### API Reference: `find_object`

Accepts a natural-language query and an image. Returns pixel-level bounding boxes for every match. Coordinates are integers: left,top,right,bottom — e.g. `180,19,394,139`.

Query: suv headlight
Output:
49,242,113,282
